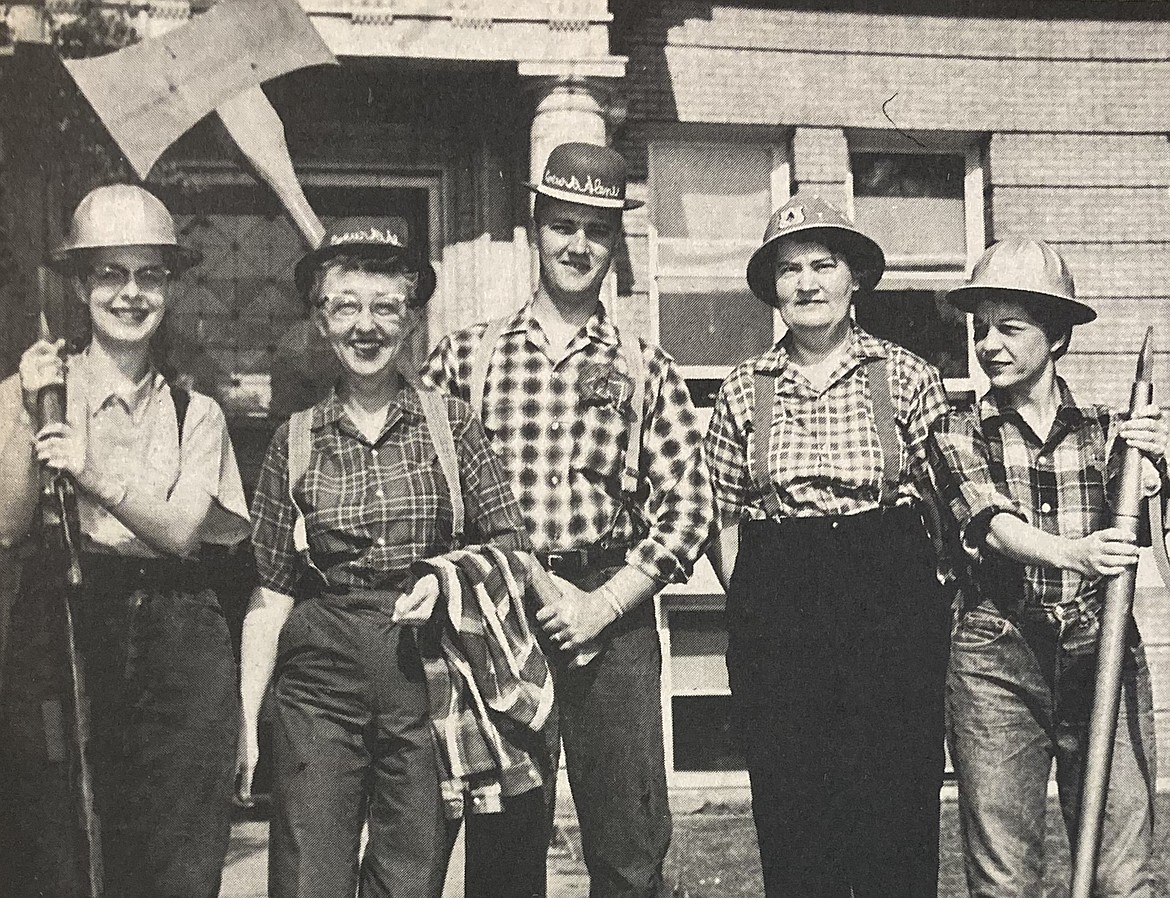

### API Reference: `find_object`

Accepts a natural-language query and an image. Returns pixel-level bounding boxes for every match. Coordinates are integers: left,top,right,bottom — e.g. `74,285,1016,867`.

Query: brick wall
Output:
616,2,1170,774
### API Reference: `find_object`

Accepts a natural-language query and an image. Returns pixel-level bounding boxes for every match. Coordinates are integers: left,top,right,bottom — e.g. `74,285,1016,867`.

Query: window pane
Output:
851,152,966,266
855,289,969,378
672,696,744,771
651,142,772,242
659,278,774,367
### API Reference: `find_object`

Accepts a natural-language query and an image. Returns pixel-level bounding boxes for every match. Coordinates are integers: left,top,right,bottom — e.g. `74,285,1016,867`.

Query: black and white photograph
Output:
1,2,1169,896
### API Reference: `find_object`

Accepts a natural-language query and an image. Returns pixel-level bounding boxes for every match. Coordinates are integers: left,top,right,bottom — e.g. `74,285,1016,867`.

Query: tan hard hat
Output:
50,184,201,273
947,238,1095,325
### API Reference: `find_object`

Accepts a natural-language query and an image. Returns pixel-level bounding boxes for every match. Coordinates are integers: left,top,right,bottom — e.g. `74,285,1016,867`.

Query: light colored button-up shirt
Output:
66,348,249,557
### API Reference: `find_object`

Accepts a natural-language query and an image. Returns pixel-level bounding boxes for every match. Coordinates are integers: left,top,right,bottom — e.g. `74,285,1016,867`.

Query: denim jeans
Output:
948,607,1157,898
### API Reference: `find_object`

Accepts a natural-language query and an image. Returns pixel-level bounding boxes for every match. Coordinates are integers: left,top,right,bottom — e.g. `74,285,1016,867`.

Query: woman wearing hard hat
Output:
703,195,953,898
0,184,250,898
930,239,1168,897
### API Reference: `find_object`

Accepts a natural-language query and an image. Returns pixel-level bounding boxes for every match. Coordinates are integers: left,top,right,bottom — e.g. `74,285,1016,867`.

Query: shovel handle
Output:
216,85,325,248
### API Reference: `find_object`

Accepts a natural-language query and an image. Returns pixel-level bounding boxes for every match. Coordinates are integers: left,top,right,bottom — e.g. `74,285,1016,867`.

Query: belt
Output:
534,544,629,577
81,551,213,591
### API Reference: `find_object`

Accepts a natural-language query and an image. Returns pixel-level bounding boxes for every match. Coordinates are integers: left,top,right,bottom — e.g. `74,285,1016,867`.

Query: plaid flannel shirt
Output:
420,299,712,590
704,327,949,527
928,378,1122,632
415,545,554,818
251,387,529,596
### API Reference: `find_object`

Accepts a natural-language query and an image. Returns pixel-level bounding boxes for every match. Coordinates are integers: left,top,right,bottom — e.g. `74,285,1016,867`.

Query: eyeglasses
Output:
87,264,173,292
317,294,410,322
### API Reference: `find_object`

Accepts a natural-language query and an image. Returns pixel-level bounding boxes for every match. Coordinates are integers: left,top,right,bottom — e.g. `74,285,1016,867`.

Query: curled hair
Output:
305,253,433,310
1016,296,1075,361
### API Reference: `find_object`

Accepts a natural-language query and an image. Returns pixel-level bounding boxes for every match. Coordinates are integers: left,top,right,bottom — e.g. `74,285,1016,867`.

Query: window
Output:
649,135,791,406
847,134,987,398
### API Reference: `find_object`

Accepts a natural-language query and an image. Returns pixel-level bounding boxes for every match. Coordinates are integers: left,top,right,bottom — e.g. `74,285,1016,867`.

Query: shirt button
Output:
371,448,378,458
376,537,386,547
375,488,384,498
550,421,561,433
550,474,560,486
831,521,840,530
1040,502,1053,514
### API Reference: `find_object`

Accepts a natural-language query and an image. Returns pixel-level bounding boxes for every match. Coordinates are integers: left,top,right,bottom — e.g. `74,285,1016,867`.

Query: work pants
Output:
269,592,454,898
726,506,951,898
558,569,671,898
463,565,668,898
0,553,238,898
949,608,1156,898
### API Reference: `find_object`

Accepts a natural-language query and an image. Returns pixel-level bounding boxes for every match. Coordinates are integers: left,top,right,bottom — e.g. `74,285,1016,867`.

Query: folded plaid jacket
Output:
414,545,554,819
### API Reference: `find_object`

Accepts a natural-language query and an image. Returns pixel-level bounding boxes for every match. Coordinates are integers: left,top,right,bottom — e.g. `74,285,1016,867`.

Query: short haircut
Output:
306,254,428,310
1014,295,1075,360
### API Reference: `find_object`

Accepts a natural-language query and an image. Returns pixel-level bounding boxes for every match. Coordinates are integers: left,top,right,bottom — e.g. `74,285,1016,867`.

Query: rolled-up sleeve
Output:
928,411,1027,562
626,354,714,585
250,422,299,595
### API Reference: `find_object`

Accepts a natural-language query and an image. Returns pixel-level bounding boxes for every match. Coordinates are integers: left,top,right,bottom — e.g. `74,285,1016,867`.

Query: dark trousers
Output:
461,598,559,898
0,554,238,898
558,596,671,898
726,507,951,898
462,567,670,898
269,594,454,898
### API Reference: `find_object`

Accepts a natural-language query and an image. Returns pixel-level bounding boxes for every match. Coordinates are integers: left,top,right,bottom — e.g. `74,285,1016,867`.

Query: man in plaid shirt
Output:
929,239,1168,898
422,142,712,898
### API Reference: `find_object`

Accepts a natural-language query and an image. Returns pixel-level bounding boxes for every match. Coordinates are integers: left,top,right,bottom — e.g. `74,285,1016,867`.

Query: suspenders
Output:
286,387,465,580
750,356,902,515
468,316,647,500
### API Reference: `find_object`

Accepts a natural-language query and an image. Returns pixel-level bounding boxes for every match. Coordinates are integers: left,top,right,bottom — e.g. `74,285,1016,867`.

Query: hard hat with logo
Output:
746,195,885,307
50,184,201,273
947,238,1095,325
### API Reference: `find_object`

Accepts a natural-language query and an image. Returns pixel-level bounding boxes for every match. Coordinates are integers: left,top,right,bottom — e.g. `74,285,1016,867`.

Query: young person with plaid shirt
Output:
422,142,712,898
929,239,1168,898
238,218,535,898
704,195,953,898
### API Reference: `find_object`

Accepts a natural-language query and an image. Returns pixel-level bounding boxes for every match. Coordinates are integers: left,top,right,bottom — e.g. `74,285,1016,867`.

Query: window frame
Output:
845,131,989,398
647,130,792,386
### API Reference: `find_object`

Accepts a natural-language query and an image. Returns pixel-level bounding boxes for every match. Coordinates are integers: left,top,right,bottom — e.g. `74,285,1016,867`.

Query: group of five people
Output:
0,140,1165,898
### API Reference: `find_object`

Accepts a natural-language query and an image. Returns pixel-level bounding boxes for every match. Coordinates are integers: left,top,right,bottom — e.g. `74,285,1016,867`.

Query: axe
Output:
62,0,334,246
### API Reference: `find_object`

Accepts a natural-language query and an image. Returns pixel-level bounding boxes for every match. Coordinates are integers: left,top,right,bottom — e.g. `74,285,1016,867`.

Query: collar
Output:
74,346,164,425
978,377,1092,429
754,325,887,378
314,380,424,436
508,296,617,352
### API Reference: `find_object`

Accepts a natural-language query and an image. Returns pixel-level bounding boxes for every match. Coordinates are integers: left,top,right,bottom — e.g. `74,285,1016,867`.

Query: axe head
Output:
62,0,336,180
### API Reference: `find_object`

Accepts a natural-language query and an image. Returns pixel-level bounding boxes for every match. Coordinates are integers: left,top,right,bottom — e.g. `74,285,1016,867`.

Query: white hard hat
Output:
50,184,201,272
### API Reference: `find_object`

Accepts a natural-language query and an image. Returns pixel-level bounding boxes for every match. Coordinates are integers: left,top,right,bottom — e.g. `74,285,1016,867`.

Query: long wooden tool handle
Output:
216,85,325,248
1070,333,1155,898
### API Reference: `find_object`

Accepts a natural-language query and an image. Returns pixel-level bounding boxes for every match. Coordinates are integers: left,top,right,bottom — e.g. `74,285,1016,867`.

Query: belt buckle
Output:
545,549,586,574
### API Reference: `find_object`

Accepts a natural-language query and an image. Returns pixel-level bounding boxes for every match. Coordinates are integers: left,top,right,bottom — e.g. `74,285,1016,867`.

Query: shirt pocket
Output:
570,401,629,487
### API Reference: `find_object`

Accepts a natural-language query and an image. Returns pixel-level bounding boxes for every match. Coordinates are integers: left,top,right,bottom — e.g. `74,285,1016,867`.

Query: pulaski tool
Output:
1071,327,1167,898
61,0,335,245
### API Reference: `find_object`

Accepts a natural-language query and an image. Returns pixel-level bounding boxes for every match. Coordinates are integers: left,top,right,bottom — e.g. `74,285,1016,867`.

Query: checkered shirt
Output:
928,378,1121,629
704,327,949,527
251,386,529,596
420,300,712,587
416,545,554,818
